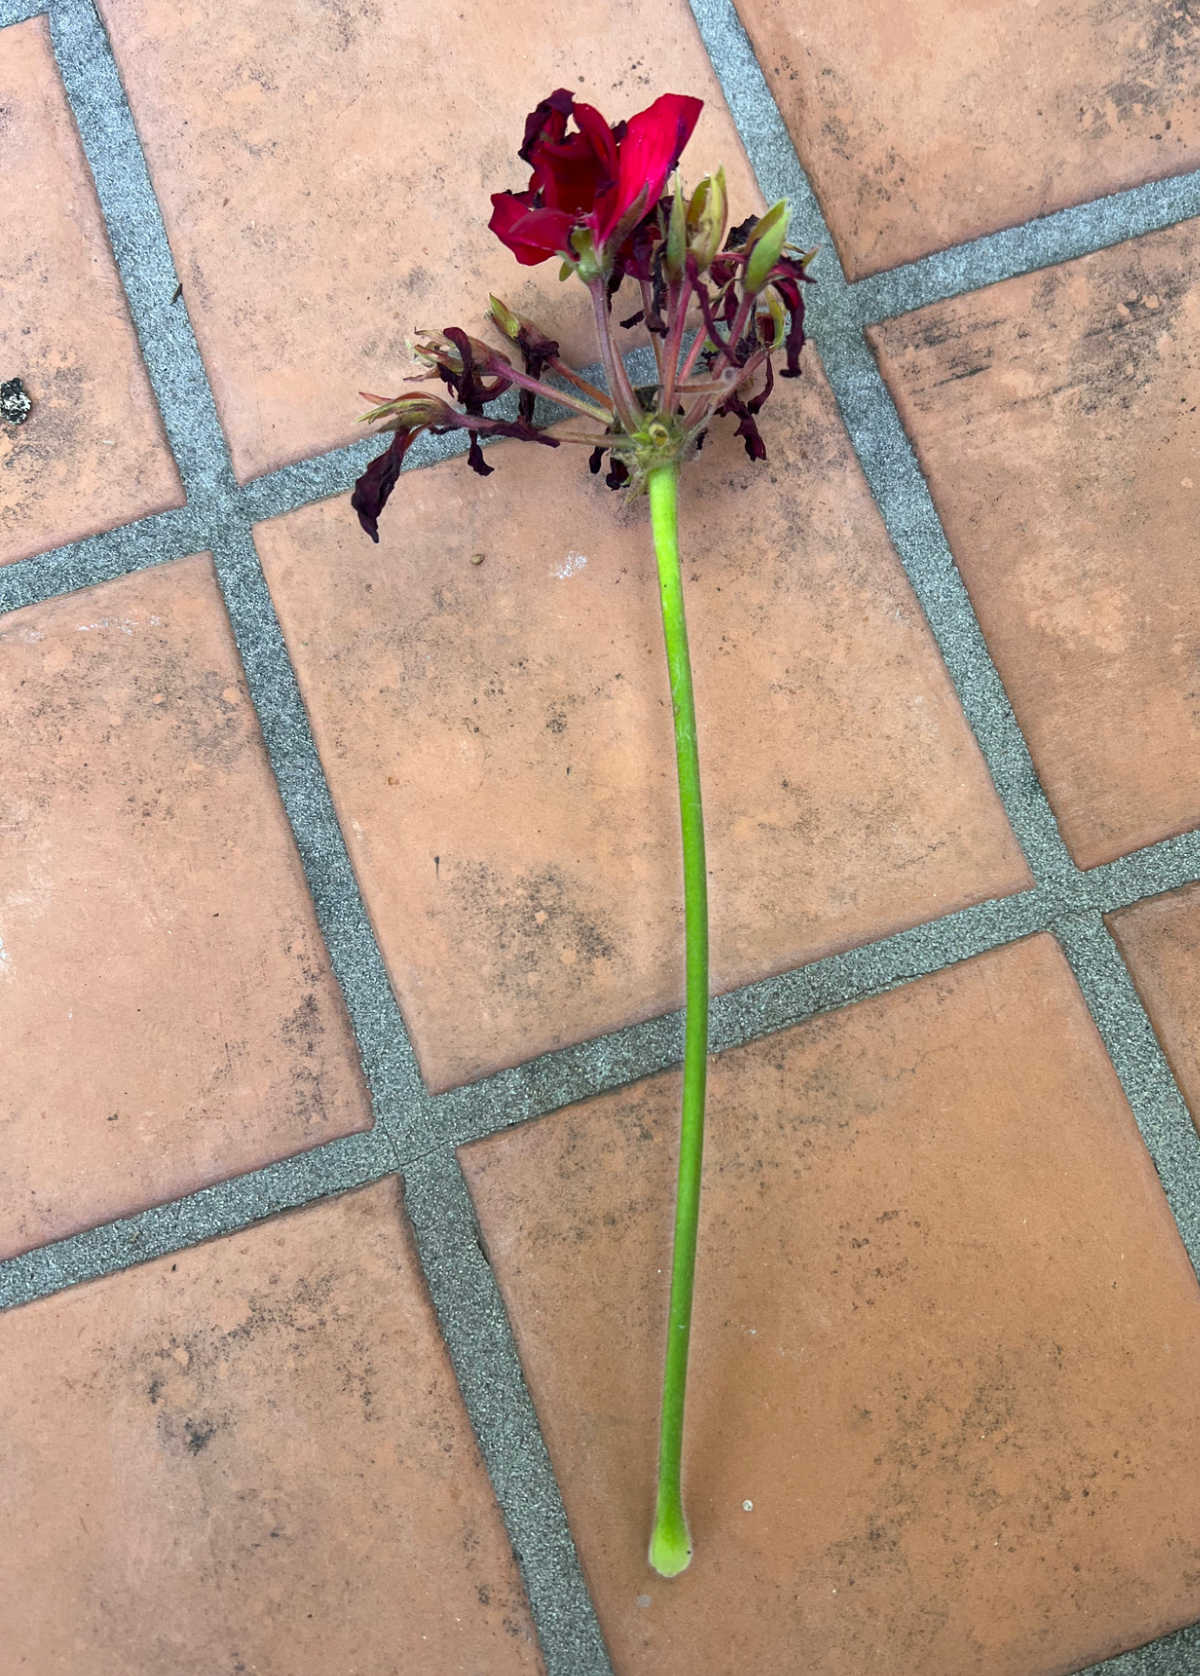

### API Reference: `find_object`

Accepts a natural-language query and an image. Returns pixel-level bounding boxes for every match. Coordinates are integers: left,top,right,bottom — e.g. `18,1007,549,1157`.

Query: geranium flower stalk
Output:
352,87,815,1577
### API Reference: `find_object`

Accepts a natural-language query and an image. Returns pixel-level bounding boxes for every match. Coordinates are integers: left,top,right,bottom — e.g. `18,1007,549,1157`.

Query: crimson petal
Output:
488,192,576,266
598,93,702,244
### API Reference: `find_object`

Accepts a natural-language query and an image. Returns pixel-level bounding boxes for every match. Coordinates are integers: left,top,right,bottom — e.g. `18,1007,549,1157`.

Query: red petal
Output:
488,193,576,265
598,93,702,243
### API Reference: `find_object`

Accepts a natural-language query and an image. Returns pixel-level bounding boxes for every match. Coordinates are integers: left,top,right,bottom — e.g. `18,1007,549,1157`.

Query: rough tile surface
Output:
733,0,1200,279
0,15,182,566
870,222,1200,869
0,1179,543,1674
462,935,1200,1676
93,0,763,482
1109,883,1200,1134
0,554,372,1258
256,369,1028,1091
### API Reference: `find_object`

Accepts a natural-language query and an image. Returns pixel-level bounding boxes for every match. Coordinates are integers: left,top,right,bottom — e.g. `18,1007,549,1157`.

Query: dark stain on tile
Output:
1084,0,1199,124
184,1418,219,1454
448,856,619,986
313,0,382,51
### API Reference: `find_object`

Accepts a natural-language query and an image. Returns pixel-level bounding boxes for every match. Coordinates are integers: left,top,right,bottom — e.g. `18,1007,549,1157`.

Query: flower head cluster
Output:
353,88,815,542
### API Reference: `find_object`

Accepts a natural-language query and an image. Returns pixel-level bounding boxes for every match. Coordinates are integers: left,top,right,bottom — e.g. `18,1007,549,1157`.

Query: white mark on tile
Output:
554,550,588,579
0,933,9,977
75,614,164,635
742,1499,754,1512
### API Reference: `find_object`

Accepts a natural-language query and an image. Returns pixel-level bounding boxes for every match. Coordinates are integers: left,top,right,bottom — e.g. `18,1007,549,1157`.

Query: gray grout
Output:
47,0,234,506
5,0,1200,1669
0,1128,395,1309
403,1151,616,1676
1057,913,1200,1261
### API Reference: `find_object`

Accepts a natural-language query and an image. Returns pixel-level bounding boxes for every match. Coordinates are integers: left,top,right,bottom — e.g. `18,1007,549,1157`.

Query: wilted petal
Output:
351,430,420,542
532,99,617,215
518,88,575,164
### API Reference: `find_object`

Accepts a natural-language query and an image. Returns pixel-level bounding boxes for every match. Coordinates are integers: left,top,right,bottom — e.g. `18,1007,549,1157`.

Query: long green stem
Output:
646,461,709,1580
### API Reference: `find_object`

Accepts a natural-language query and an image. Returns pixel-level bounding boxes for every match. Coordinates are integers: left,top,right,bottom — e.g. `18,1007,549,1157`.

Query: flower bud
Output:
356,391,458,429
685,167,726,276
568,225,602,283
754,285,788,351
664,174,687,284
488,295,523,341
743,200,791,294
412,330,509,378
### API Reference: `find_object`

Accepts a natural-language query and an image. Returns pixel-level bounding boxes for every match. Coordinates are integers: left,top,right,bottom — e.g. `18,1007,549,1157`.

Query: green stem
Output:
645,462,709,1580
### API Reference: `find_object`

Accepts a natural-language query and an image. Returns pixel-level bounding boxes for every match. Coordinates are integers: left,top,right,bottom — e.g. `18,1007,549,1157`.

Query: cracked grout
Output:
5,0,1200,1668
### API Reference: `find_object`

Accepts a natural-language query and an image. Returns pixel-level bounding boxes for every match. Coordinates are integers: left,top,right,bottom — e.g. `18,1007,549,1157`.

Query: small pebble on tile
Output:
1,377,32,424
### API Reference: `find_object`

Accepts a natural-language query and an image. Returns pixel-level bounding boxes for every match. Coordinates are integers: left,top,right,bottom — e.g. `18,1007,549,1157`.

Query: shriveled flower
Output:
354,86,815,520
350,389,556,541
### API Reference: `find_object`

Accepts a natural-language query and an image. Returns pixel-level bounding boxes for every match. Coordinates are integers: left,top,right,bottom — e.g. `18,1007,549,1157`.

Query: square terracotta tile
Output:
93,0,764,481
461,934,1200,1675
0,553,372,1258
733,0,1200,279
1109,882,1200,1134
255,367,1028,1092
869,222,1200,869
0,16,183,566
0,1179,543,1673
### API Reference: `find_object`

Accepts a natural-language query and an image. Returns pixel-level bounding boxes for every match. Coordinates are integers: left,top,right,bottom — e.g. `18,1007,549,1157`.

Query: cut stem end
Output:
648,1504,693,1579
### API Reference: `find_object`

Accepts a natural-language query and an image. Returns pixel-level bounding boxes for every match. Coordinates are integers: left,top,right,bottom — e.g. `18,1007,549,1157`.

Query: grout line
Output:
0,1128,393,1310
0,0,48,27
1056,913,1200,1265
849,171,1200,325
5,12,619,1669
403,1151,616,1676
0,504,219,613
1083,1620,1200,1676
46,0,235,506
203,518,436,1143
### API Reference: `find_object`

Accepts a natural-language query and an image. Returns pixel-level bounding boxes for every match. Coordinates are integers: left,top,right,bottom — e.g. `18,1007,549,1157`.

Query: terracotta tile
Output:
461,934,1200,1675
92,0,763,483
869,223,1200,869
0,16,182,566
256,368,1028,1092
0,554,372,1258
1109,883,1200,1134
734,0,1200,280
0,1179,542,1674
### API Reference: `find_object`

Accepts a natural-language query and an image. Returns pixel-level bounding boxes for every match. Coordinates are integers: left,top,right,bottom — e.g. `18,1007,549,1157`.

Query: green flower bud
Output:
569,225,603,283
685,166,727,276
356,391,457,429
665,174,687,284
488,295,522,341
743,200,791,294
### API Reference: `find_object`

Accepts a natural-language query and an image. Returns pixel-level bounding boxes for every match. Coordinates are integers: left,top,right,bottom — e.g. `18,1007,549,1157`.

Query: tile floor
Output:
3,0,1200,1671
